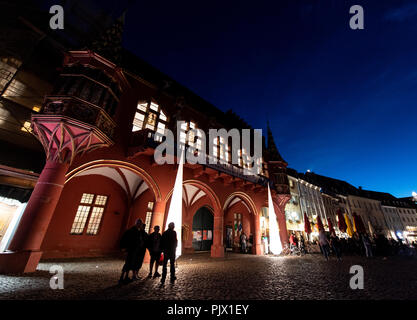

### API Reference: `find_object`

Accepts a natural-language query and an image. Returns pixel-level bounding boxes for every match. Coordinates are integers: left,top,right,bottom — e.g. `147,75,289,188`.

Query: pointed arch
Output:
164,179,221,215
65,159,162,201
223,191,258,216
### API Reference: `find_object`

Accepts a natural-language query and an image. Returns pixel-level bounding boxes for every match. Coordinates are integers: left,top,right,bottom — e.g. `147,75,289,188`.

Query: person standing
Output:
148,225,162,278
119,219,143,284
318,229,330,261
160,222,178,284
248,233,254,254
132,220,148,280
240,231,247,254
362,234,373,258
289,233,298,252
299,234,307,254
330,233,342,261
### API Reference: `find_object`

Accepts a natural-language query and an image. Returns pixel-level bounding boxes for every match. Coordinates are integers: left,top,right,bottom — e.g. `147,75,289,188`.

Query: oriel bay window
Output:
132,101,168,141
70,193,108,235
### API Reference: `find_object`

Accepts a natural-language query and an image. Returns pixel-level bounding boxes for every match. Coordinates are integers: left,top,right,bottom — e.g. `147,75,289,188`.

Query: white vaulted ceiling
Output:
182,184,207,207
224,195,251,212
75,166,149,200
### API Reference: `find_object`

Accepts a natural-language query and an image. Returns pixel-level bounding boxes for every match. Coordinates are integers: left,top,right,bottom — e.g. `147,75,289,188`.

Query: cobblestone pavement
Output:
0,252,416,300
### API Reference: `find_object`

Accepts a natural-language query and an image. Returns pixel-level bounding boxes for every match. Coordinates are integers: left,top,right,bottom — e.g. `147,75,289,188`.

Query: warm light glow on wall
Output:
165,148,184,259
32,106,41,112
268,184,282,254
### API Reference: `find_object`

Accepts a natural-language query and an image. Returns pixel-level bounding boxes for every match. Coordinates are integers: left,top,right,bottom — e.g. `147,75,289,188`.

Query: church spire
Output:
267,121,286,164
89,11,126,65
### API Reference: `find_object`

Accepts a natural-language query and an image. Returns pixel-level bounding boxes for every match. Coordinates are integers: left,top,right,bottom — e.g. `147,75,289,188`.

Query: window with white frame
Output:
70,193,108,235
178,121,202,154
240,148,252,169
218,136,232,164
132,101,168,141
212,136,219,159
144,201,154,233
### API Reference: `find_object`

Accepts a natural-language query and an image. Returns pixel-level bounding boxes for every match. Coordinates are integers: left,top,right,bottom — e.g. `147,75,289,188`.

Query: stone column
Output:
273,194,291,248
253,214,263,255
210,210,224,258
0,160,69,273
150,200,166,231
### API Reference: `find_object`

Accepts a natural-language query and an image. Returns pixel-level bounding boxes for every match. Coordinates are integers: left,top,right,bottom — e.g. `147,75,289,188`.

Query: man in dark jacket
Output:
160,222,178,284
147,225,162,278
119,219,143,284
133,221,148,280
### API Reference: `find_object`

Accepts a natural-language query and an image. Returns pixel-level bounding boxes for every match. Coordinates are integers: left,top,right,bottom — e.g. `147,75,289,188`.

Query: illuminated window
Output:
20,121,32,133
241,149,252,169
0,58,20,92
70,193,108,235
86,207,104,235
212,136,219,158
196,130,203,150
144,201,154,233
160,110,167,121
3,79,26,97
238,149,243,167
261,159,268,176
234,213,242,237
180,122,188,144
188,122,196,145
179,121,202,155
219,136,226,163
80,193,94,204
156,122,166,135
70,205,90,234
132,101,168,142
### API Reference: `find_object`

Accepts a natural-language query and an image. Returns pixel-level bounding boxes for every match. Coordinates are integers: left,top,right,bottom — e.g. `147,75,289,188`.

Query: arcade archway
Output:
192,206,214,251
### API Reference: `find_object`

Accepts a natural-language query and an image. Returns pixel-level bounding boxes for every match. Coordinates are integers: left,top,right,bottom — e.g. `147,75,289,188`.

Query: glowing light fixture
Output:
268,184,282,254
165,148,184,259
32,105,41,112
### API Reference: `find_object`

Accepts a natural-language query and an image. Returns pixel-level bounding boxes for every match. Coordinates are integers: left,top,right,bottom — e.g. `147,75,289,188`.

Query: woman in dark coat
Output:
119,219,143,284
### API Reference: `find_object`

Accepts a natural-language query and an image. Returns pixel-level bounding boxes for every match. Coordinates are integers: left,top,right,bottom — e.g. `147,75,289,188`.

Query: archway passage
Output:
223,192,258,254
192,207,214,251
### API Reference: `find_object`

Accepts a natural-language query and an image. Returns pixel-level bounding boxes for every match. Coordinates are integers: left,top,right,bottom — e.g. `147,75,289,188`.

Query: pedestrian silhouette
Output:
160,222,178,284
119,219,145,284
147,225,162,278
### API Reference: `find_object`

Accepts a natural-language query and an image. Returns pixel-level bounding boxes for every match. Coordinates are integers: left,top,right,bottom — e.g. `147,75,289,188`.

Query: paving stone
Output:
0,252,416,300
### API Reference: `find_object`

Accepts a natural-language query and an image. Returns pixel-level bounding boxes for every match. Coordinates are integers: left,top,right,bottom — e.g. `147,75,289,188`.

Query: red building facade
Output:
0,22,291,273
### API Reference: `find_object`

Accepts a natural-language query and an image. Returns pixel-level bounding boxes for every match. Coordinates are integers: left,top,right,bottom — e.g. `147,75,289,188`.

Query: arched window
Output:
132,101,168,141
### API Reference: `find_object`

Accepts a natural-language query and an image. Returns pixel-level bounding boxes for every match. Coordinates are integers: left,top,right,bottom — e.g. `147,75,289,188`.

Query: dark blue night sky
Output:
58,0,417,197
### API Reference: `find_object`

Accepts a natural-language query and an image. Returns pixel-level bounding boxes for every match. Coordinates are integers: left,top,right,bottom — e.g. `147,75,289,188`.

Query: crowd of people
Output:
289,230,417,261
117,218,416,283
118,219,178,285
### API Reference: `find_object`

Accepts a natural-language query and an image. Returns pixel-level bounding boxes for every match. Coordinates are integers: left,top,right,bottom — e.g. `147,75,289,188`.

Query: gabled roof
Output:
120,49,251,130
266,122,286,163
300,171,357,196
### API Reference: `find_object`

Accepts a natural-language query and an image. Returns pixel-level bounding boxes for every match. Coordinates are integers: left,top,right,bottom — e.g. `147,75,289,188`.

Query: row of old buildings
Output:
0,1,415,274
284,169,417,243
